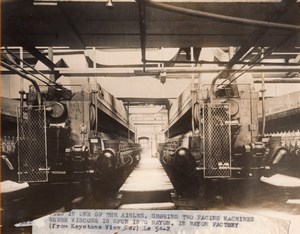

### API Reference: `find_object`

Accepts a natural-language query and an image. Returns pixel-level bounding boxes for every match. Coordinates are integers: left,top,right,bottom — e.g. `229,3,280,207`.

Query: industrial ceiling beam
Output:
31,1,86,48
3,32,61,80
208,0,298,82
131,0,299,89
4,28,59,77
23,45,58,77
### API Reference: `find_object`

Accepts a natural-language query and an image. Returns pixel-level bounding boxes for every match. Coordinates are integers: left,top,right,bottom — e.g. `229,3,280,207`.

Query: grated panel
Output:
17,106,48,182
203,104,231,178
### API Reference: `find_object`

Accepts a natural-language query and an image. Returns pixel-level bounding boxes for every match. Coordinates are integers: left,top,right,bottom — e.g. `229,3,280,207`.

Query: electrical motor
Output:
96,148,116,173
65,145,89,172
47,102,67,123
173,147,197,176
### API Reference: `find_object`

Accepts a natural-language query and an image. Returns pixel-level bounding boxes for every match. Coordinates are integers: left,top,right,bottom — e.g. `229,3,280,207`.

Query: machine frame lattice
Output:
202,103,231,178
17,106,48,182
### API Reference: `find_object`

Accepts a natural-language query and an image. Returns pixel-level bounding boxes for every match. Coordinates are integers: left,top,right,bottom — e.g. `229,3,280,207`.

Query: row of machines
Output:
1,82,142,193
159,80,300,206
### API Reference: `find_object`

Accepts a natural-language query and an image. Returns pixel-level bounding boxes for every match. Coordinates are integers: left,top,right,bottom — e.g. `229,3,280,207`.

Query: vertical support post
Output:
167,109,170,140
191,47,196,136
93,47,96,69
19,47,24,92
48,47,55,83
197,73,202,137
228,46,239,97
19,47,25,113
260,48,266,137
137,0,147,71
134,125,137,143
81,88,85,123
81,87,86,144
92,47,98,134
127,105,130,141
93,89,98,133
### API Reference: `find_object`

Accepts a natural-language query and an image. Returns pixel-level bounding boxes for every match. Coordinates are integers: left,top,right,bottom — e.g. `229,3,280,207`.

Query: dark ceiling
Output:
2,0,300,49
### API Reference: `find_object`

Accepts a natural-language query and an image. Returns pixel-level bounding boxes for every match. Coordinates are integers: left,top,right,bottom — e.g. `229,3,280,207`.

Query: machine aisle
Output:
118,158,175,210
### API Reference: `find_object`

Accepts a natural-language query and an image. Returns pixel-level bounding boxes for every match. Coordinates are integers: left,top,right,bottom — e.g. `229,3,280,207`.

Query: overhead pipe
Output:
144,59,300,66
210,20,294,88
52,66,300,77
1,61,42,106
134,66,300,74
218,47,269,87
210,71,223,99
254,78,300,83
228,46,239,97
137,0,147,71
4,48,56,84
4,48,72,98
212,49,262,94
141,0,300,31
2,56,56,89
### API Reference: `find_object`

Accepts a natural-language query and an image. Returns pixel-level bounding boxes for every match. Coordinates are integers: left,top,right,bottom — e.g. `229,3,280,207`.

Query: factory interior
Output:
1,0,300,233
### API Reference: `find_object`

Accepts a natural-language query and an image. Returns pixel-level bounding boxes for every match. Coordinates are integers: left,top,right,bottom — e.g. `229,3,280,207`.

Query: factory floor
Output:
203,185,300,234
1,156,300,234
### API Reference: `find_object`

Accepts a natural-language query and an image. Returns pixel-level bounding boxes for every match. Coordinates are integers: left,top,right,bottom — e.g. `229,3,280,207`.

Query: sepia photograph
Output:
1,0,300,233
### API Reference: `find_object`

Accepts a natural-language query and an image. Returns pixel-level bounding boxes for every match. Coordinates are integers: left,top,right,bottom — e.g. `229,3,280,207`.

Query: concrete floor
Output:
2,157,300,234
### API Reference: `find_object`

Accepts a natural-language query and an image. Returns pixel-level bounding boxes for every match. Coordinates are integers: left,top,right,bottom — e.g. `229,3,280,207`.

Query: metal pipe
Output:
228,46,239,97
1,61,42,106
253,78,300,83
2,57,57,89
127,105,130,140
260,48,266,137
210,71,223,98
4,48,71,97
216,54,259,88
137,0,147,70
144,59,299,66
51,66,300,77
147,66,300,73
191,47,195,135
1,61,298,74
4,48,54,82
221,29,294,87
142,0,300,31
222,47,277,87
249,87,254,142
